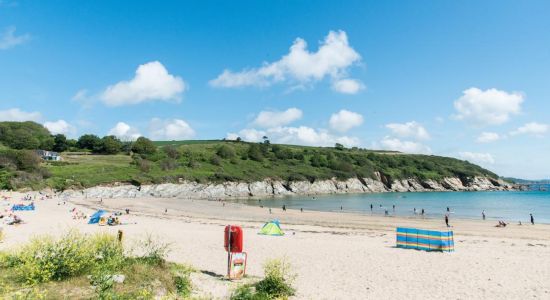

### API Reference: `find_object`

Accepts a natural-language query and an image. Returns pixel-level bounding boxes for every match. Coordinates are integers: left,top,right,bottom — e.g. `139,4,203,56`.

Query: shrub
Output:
131,137,157,155
10,231,94,284
217,145,236,159
210,155,222,166
160,158,178,171
162,145,181,159
231,258,295,300
136,159,152,173
255,258,295,298
247,144,263,162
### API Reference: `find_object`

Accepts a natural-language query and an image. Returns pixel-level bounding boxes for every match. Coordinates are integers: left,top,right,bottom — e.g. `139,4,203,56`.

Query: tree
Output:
53,134,68,152
335,143,345,150
0,121,54,150
100,136,122,154
131,137,157,155
77,134,101,151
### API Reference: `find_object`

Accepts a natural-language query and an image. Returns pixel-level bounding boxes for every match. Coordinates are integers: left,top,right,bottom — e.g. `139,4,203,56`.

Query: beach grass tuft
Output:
231,257,295,300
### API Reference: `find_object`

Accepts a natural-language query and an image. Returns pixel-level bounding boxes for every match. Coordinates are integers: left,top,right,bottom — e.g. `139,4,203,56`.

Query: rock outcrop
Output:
59,176,516,200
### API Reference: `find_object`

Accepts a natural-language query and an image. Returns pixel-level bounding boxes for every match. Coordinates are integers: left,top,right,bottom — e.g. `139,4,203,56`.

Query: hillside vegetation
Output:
0,121,498,191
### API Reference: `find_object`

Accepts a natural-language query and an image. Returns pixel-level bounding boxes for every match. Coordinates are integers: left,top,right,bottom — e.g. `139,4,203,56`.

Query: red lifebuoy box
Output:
224,225,243,253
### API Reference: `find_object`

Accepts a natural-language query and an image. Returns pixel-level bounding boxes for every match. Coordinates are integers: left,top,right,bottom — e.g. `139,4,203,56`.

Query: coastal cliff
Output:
60,174,515,199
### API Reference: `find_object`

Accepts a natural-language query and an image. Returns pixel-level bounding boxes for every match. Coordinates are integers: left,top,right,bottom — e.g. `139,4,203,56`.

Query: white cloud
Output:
0,108,42,122
510,122,549,137
331,78,364,94
227,126,360,147
453,87,524,126
385,121,430,140
253,108,302,128
476,132,501,143
210,30,363,93
43,120,76,136
458,152,495,164
149,118,195,140
329,109,363,132
378,137,432,154
0,26,30,50
101,61,186,106
108,122,141,141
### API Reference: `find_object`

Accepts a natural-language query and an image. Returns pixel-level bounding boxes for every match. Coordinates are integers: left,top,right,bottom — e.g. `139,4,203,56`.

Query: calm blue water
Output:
237,185,550,224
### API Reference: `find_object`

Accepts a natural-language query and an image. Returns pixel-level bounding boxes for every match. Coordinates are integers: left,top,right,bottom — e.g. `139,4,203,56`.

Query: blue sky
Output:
1,0,549,179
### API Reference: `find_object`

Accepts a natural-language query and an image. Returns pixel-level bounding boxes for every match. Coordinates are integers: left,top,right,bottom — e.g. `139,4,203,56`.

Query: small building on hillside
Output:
36,150,61,161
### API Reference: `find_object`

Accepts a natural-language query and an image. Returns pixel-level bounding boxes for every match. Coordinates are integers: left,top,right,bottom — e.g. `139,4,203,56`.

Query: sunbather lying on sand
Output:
495,220,507,227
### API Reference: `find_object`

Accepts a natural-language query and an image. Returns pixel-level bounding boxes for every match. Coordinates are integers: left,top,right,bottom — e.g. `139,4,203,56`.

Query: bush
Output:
135,158,152,173
9,231,118,285
160,158,178,171
255,258,295,298
162,145,181,159
210,155,222,166
247,144,263,162
217,145,236,159
231,258,295,300
131,137,157,156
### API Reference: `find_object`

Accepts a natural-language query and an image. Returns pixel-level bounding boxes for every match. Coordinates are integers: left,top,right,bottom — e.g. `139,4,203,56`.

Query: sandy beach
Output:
2,192,550,299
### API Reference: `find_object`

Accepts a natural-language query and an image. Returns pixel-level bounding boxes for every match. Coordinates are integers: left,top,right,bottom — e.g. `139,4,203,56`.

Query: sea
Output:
236,184,550,224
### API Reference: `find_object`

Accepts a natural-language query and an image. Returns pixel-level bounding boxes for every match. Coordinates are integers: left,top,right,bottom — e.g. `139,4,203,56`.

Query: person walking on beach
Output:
282,205,286,211
421,208,425,216
413,208,417,214
269,208,272,214
446,206,450,212
300,208,303,213
445,214,450,227
392,204,395,212
482,210,486,220
370,204,373,212
530,213,534,225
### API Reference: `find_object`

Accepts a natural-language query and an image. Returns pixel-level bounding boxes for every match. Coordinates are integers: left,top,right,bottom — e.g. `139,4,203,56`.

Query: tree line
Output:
0,121,156,155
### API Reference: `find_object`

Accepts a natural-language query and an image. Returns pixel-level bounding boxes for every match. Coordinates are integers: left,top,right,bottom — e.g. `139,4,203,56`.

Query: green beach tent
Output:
259,220,284,236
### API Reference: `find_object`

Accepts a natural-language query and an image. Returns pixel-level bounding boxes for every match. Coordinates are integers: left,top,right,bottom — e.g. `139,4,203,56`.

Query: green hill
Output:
27,140,496,191
0,121,499,190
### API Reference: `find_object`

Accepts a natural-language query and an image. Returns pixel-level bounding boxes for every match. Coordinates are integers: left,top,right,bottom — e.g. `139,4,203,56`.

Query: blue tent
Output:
88,210,105,224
